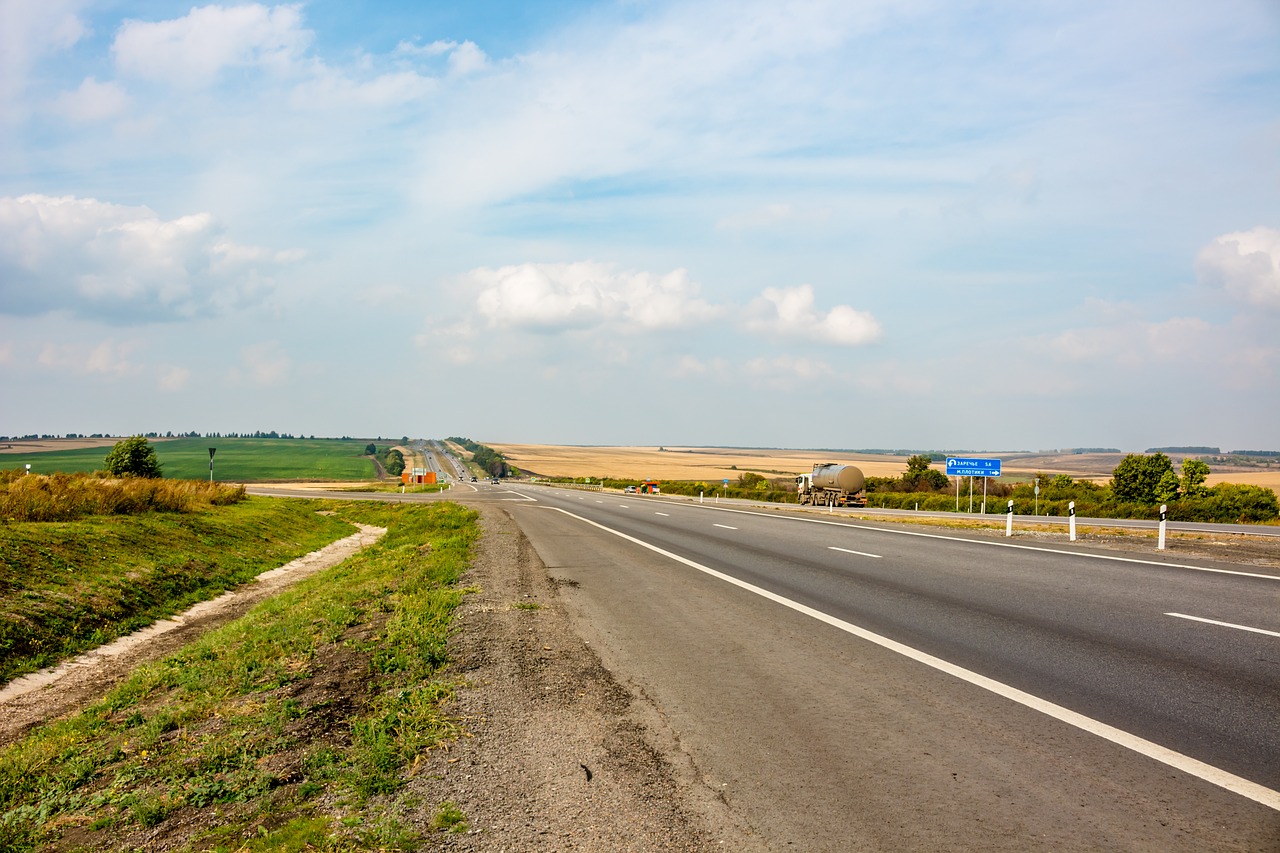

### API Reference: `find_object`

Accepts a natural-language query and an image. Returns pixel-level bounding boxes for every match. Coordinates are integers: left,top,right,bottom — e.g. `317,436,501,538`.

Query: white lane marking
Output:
829,546,882,559
655,512,670,517
697,505,1280,582
619,504,630,508
713,523,738,530
541,505,1280,813
1166,613,1280,638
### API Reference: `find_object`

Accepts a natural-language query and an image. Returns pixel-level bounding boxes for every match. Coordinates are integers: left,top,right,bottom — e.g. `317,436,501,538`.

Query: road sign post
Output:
946,458,1001,513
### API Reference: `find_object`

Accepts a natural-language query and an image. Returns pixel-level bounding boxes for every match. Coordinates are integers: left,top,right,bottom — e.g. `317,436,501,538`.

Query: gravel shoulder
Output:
406,501,763,850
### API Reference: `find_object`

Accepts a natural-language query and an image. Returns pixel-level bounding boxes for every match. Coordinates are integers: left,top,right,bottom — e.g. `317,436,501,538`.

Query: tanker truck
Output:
796,463,866,506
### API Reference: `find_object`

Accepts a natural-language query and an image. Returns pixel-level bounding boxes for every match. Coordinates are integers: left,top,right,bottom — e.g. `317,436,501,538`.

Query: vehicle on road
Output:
796,463,866,506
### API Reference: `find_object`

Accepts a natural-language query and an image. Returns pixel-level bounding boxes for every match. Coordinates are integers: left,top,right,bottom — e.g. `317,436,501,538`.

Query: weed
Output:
431,800,468,833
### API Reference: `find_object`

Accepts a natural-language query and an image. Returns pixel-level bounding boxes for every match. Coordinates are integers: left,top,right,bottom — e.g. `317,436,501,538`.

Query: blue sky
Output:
1,0,1278,451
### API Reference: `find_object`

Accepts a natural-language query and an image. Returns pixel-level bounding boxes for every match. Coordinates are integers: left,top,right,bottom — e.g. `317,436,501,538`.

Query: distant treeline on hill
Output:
1147,446,1221,454
0,432,409,442
446,437,509,477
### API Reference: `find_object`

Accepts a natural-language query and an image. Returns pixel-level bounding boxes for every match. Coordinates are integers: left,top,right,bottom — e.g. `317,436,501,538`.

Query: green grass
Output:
0,499,479,852
4,437,380,482
0,496,355,683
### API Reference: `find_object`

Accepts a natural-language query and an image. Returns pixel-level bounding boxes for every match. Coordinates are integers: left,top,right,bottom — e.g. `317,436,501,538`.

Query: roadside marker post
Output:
1006,500,1014,537
1069,501,1077,541
1159,504,1168,550
208,447,216,482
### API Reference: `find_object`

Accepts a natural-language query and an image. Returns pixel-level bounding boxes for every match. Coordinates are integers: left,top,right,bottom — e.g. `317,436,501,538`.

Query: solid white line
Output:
829,546,882,559
1166,613,1280,638
713,523,738,530
697,505,1280,581
541,505,1280,813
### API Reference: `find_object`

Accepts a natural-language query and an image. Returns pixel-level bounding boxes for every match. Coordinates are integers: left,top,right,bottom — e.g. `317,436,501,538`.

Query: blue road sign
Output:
945,457,1002,477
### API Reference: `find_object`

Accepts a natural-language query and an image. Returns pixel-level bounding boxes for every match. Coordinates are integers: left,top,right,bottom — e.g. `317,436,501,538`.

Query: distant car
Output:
471,476,477,482
624,485,637,493
491,477,499,484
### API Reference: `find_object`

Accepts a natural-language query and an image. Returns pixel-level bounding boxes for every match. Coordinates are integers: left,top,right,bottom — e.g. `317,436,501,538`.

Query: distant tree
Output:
103,436,163,478
383,448,405,476
1110,453,1174,504
365,442,377,456
1180,459,1211,497
738,472,767,488
905,455,932,478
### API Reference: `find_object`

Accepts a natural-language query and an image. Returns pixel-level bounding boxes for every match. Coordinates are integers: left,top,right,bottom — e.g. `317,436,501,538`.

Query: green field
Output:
2,438,381,481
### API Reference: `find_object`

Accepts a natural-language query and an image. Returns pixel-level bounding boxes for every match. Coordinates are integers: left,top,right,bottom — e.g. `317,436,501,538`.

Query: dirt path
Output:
0,523,385,745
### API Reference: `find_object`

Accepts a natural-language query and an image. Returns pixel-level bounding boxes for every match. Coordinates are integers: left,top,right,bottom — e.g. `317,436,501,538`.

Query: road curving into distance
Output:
249,480,1280,849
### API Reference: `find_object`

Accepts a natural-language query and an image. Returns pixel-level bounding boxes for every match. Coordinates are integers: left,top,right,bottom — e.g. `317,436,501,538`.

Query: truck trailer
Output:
796,463,866,506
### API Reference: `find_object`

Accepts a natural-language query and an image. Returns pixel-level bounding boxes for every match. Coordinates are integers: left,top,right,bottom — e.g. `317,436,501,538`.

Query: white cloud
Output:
468,262,720,333
1040,314,1216,369
233,340,291,385
112,3,311,86
158,365,190,391
1196,226,1280,312
743,355,834,381
38,338,141,376
0,194,294,322
0,0,86,118
51,76,129,123
744,284,881,346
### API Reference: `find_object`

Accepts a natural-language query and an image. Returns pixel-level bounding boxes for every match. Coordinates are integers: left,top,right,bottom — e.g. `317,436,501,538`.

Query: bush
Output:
103,436,163,479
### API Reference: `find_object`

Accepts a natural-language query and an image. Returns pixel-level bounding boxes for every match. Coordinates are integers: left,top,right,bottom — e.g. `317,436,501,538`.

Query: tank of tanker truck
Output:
810,463,865,494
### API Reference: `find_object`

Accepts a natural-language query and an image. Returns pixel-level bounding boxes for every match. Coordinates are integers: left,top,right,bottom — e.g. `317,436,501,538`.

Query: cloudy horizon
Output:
2,0,1277,452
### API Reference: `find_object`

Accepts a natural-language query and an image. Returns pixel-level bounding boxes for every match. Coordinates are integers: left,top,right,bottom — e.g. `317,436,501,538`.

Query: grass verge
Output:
0,497,355,684
0,499,478,852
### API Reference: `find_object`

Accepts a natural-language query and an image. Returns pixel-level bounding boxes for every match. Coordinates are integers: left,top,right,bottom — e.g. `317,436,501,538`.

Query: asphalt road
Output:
248,480,1280,849
493,482,1280,850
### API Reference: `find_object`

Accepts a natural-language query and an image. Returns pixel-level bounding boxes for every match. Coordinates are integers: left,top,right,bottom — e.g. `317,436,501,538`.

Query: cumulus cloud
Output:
1196,226,1280,312
0,194,297,322
744,284,881,346
51,76,130,123
112,3,311,86
395,39,489,77
468,262,720,333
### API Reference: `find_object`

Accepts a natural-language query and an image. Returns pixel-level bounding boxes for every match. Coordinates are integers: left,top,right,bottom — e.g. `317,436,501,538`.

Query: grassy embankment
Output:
0,479,354,684
5,437,378,481
0,494,479,850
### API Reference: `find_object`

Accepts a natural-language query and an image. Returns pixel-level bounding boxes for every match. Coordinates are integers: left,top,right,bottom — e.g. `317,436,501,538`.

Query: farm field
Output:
486,443,915,481
488,443,1280,496
0,437,380,482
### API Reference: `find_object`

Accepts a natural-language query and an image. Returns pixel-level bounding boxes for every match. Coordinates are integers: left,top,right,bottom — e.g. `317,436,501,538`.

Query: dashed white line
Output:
1166,613,1280,638
829,546,882,559
655,512,670,517
713,523,738,530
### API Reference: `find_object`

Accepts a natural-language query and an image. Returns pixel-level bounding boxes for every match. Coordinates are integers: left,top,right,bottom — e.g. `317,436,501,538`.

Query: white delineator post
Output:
1158,504,1167,550
1006,500,1014,537
1069,501,1077,542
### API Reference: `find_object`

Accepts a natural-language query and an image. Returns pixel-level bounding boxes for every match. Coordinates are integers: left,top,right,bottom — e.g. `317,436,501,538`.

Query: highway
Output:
492,482,1280,849
247,478,1280,847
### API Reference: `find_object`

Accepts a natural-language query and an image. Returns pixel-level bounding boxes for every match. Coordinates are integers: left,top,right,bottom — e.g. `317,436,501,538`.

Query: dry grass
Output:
487,444,914,481
0,472,246,521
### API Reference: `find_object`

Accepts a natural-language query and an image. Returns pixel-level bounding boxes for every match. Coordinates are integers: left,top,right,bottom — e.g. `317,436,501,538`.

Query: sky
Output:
1,0,1278,453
